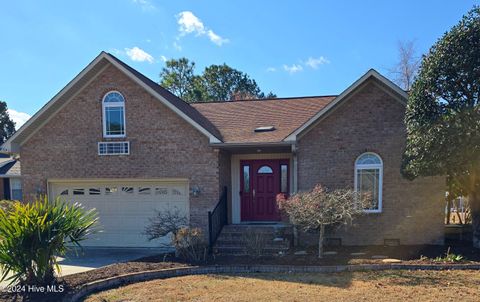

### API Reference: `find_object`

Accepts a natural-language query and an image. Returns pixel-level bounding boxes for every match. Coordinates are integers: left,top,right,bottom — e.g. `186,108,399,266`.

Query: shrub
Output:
144,208,207,261
174,227,207,262
0,196,98,286
433,247,464,263
144,207,187,245
241,230,268,259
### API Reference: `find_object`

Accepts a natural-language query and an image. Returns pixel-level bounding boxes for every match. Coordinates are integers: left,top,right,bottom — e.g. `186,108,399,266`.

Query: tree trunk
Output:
446,197,452,224
293,225,299,247
318,224,325,258
470,190,480,248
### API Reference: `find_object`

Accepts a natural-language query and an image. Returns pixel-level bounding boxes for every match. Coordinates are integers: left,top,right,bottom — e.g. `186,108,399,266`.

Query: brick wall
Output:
20,64,222,232
297,80,445,246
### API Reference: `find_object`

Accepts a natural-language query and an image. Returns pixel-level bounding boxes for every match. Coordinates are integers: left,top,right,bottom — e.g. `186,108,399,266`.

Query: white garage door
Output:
49,179,189,247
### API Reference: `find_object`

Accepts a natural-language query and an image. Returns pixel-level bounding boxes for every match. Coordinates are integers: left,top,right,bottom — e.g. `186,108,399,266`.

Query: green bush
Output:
0,196,98,286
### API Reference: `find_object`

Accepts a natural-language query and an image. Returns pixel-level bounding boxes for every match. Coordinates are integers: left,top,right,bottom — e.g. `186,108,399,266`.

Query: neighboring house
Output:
0,153,22,200
1,52,444,248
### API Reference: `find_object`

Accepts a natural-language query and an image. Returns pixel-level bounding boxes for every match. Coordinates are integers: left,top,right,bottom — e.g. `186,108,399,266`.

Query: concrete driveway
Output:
1,247,169,287
57,247,170,276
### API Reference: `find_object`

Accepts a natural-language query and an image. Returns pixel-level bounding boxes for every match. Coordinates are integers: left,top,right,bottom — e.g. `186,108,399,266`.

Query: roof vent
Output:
254,126,276,132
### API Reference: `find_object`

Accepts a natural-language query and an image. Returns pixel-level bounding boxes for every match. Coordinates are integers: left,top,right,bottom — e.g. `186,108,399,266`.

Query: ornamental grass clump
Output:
0,196,98,286
277,185,369,258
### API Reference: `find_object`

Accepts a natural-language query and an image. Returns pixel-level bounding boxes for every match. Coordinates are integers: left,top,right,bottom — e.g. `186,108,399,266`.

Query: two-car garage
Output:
48,179,189,248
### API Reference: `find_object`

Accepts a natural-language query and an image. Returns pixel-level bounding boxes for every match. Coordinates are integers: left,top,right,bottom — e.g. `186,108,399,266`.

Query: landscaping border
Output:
65,263,480,302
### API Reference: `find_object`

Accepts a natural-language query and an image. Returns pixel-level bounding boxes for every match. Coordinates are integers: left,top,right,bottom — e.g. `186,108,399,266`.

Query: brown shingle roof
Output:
107,52,336,144
192,96,336,143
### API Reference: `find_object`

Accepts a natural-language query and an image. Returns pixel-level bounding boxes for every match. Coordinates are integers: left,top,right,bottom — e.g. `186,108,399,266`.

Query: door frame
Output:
240,159,289,222
231,154,293,223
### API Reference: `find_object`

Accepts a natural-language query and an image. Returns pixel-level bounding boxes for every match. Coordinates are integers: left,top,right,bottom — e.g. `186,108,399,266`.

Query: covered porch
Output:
218,142,297,225
208,143,297,251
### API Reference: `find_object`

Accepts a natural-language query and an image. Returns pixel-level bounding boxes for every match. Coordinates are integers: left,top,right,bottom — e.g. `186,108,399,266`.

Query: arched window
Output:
355,152,383,212
102,91,126,137
257,166,273,174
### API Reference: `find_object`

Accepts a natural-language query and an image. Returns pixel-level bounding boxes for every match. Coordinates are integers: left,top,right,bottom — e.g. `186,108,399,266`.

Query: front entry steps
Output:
212,224,292,256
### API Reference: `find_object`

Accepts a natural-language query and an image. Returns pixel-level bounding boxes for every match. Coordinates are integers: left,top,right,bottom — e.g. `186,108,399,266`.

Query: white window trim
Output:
102,91,126,138
354,152,383,213
98,141,130,156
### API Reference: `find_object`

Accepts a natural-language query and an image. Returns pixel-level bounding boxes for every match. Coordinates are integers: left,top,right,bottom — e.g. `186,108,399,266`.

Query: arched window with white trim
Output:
102,91,126,137
355,152,383,213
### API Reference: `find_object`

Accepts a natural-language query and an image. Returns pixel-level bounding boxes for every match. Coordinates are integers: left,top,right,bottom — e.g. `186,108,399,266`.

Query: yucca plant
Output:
0,196,98,286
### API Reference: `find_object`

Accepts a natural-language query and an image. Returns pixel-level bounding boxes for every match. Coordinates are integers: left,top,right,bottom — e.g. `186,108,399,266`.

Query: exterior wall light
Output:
191,186,201,197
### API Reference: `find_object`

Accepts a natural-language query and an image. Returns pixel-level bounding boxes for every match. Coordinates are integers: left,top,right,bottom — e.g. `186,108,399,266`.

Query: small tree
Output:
277,185,367,258
144,207,188,245
389,40,421,90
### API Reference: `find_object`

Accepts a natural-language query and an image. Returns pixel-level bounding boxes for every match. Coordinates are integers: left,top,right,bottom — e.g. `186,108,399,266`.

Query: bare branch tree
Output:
389,40,421,90
144,207,187,243
277,185,369,258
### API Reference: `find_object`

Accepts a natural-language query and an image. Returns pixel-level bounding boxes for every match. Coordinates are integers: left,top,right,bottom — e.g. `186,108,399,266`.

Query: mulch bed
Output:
1,242,479,302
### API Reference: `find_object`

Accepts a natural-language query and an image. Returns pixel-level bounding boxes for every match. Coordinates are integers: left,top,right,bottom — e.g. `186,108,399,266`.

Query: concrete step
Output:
213,224,293,256
213,246,289,256
215,239,290,248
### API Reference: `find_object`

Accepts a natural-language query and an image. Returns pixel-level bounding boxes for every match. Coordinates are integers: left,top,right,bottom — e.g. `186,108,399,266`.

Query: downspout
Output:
291,143,298,194
291,143,299,247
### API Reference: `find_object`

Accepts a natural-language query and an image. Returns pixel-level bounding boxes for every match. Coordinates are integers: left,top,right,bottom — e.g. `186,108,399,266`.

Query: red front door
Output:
240,159,289,221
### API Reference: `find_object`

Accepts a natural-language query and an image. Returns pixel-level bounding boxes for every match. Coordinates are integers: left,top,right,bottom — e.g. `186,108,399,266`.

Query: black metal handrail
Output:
208,186,228,248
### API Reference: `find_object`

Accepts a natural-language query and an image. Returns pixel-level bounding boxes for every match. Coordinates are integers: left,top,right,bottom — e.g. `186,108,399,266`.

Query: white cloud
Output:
304,56,330,69
176,11,229,46
7,109,31,129
177,11,206,35
207,30,229,46
125,47,154,63
160,55,168,62
283,64,303,74
132,0,155,11
173,41,182,51
275,55,330,74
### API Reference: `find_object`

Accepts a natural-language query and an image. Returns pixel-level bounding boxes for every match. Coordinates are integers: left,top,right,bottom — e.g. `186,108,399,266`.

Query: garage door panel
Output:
49,180,189,248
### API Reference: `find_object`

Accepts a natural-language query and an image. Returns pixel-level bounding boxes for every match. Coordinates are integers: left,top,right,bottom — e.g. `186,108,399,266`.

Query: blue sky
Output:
0,0,477,128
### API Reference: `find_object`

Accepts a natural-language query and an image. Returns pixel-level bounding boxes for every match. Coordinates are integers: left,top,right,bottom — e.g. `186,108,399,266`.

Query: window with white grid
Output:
98,141,130,155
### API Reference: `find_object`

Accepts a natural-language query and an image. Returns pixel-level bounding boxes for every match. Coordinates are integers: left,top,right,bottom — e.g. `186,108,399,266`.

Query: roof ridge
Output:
191,95,338,104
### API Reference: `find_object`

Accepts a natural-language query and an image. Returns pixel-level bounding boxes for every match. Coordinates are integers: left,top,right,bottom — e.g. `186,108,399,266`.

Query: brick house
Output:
1,52,444,248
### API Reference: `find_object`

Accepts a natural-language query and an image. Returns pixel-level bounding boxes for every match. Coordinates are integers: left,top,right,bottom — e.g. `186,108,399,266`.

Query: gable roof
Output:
107,54,222,141
192,96,335,143
2,52,222,152
2,54,406,153
284,69,408,141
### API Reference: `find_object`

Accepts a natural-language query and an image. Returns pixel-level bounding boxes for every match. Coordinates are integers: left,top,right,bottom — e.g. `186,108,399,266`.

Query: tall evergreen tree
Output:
402,7,480,246
0,101,16,144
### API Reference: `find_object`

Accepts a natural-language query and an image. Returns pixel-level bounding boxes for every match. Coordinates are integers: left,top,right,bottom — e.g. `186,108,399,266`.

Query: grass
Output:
84,270,480,302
